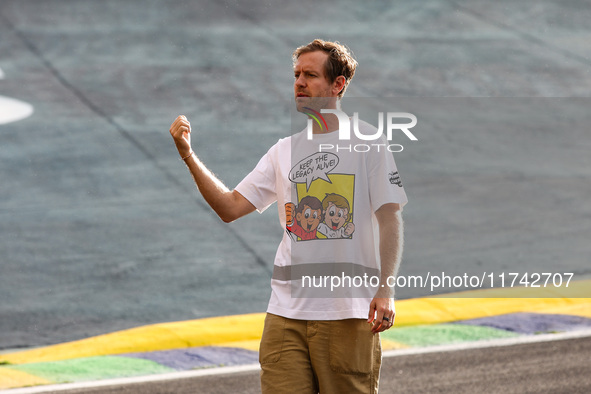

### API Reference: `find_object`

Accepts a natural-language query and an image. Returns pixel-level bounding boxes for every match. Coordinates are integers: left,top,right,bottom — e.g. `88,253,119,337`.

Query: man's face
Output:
295,205,322,233
293,51,336,113
323,202,348,231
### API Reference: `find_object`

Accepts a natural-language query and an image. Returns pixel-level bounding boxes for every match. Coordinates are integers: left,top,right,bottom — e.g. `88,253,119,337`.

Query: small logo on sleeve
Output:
389,171,402,187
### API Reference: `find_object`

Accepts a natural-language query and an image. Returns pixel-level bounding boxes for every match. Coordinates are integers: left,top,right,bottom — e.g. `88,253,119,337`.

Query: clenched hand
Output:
169,115,193,159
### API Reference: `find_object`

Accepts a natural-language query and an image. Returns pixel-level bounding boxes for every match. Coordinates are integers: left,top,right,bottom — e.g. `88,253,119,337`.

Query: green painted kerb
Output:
382,324,519,347
8,356,174,384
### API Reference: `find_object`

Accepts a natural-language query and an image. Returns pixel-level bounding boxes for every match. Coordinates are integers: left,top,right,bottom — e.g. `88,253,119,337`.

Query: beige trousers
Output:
259,313,382,394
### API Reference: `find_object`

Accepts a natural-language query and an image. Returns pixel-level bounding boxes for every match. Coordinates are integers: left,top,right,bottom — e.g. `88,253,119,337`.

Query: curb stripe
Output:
5,330,591,394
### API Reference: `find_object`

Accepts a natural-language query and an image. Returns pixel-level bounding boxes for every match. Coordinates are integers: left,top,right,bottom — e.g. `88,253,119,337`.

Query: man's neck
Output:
311,100,341,134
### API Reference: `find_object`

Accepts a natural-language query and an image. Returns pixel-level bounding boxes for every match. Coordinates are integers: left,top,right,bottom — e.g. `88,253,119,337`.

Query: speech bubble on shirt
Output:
289,152,339,191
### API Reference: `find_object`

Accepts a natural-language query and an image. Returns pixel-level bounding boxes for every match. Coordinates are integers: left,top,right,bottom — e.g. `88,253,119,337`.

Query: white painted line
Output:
0,95,34,124
4,329,591,393
0,67,5,79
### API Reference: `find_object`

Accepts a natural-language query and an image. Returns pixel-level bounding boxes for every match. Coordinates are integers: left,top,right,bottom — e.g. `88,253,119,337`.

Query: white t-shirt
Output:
235,120,408,320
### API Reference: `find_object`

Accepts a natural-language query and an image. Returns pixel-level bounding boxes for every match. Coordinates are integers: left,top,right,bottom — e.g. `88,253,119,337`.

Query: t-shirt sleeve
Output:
367,136,408,212
235,148,278,213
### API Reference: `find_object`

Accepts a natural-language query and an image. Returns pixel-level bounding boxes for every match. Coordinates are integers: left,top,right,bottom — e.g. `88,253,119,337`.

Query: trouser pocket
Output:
259,313,286,365
328,319,378,375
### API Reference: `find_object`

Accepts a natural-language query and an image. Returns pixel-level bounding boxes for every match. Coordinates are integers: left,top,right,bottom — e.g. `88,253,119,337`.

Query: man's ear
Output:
333,76,346,96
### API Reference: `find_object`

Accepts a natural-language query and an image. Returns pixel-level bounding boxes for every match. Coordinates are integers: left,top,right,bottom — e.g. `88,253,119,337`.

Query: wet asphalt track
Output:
1,0,591,353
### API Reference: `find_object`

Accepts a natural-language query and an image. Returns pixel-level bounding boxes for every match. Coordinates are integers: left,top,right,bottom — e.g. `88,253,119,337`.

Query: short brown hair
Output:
296,195,322,214
293,39,358,98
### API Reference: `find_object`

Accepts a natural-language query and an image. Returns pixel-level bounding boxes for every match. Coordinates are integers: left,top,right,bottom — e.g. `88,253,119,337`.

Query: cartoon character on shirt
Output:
285,195,322,241
317,193,355,239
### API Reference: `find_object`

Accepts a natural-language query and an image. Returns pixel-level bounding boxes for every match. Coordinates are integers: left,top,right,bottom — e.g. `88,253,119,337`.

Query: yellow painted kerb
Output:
0,368,51,390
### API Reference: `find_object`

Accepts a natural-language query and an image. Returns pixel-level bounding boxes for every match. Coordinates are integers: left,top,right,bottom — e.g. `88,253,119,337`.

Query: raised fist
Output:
285,202,296,226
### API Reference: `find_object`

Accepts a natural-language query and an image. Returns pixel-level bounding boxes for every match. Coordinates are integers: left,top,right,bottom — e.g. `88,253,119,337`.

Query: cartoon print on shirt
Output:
285,195,322,241
287,152,355,241
317,193,355,239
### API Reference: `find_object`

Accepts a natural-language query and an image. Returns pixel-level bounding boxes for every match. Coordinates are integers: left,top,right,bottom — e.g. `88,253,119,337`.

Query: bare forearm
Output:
169,115,254,222
376,205,404,297
182,153,237,222
368,205,402,332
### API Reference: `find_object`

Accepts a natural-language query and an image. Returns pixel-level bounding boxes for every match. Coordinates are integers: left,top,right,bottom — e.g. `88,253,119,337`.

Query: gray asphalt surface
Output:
47,335,591,394
1,0,591,351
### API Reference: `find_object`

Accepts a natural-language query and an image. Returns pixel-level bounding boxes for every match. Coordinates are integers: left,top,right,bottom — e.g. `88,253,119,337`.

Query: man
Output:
169,39,406,393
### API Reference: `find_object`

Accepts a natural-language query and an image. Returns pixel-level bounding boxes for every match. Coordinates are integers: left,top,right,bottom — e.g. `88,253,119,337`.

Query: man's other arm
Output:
368,202,404,333
169,115,255,223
